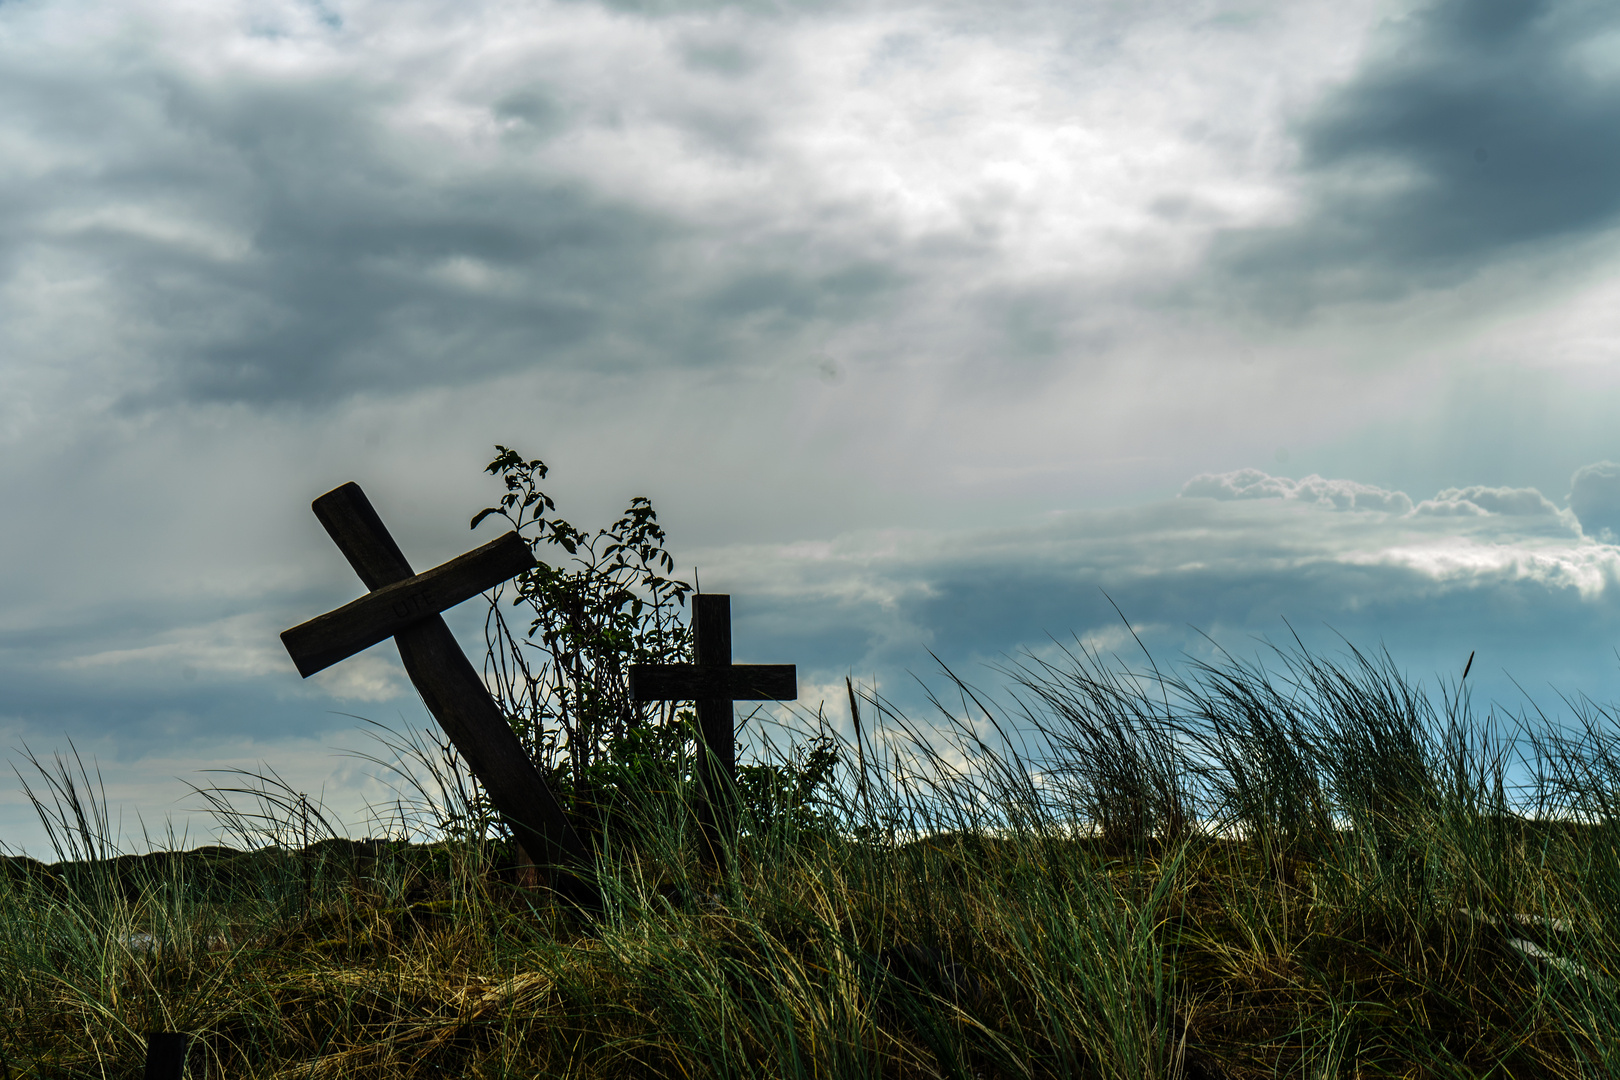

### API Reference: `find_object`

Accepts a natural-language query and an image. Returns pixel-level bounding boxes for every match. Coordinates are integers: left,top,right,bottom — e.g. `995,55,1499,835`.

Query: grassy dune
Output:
5,640,1620,1078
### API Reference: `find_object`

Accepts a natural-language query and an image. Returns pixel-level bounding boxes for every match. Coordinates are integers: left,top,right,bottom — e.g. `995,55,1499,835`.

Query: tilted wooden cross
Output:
628,594,797,868
280,482,596,908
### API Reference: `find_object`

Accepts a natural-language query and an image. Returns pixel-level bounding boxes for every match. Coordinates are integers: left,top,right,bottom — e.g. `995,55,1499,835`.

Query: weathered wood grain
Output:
281,530,535,678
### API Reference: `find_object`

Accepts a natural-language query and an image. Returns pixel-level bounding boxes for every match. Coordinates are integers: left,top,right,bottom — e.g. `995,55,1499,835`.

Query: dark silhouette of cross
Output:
280,482,595,908
629,593,796,868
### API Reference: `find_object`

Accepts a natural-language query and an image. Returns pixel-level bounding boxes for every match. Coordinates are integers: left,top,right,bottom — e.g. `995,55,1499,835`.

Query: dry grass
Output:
5,639,1620,1078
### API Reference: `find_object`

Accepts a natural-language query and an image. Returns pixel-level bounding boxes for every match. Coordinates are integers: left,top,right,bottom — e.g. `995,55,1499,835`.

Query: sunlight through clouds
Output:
4,0,1620,850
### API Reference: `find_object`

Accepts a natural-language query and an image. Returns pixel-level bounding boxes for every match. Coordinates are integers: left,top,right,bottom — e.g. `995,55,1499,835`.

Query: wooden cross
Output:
628,594,797,867
280,482,596,908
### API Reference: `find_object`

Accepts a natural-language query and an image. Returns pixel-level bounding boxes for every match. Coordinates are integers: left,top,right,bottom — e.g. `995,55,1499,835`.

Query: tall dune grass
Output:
4,638,1620,1077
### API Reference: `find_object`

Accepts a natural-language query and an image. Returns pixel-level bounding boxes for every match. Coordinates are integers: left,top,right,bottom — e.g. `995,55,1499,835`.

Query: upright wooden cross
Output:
628,594,797,868
280,482,596,908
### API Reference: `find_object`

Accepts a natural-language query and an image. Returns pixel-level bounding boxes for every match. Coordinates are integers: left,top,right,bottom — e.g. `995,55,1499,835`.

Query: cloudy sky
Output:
4,0,1620,852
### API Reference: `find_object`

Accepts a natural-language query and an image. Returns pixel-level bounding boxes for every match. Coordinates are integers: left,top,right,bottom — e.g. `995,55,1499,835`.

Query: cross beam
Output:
628,594,796,868
280,482,595,908
282,530,534,678
629,665,797,702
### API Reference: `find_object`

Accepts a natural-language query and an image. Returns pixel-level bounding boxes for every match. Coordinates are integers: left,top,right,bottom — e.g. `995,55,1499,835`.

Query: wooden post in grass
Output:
144,1032,188,1080
279,482,595,909
628,594,797,869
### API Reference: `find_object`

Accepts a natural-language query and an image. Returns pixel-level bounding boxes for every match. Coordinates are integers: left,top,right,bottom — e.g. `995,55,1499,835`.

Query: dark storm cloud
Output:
1213,0,1620,304
158,182,673,406
0,43,910,413
897,548,1609,679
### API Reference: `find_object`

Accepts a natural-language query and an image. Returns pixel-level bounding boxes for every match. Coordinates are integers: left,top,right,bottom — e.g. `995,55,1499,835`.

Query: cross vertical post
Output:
694,594,736,867
628,593,797,870
143,1032,189,1080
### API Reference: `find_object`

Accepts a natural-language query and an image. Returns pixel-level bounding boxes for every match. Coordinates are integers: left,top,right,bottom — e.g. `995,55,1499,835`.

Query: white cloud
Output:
1181,468,1414,513
311,651,411,702
1342,538,1620,600
1569,460,1620,542
1184,469,1586,530
53,614,296,681
1414,485,1568,520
